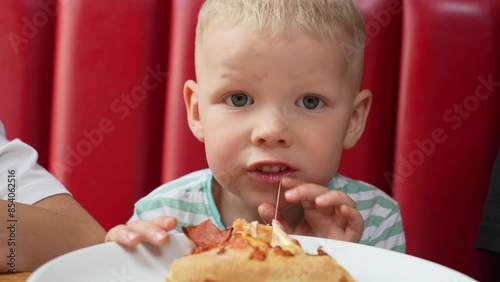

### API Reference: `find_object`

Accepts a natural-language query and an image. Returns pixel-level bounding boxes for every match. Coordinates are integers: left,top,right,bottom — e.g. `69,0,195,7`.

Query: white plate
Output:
28,234,477,282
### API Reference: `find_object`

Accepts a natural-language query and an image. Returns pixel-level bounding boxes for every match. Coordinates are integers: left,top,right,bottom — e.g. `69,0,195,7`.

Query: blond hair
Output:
195,0,366,87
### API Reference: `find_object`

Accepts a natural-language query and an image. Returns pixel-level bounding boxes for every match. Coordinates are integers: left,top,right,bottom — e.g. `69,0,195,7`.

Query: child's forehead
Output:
196,23,352,71
198,22,342,54
194,23,355,88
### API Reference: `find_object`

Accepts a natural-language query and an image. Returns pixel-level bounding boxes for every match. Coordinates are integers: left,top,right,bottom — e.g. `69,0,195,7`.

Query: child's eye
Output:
224,93,254,107
296,96,324,110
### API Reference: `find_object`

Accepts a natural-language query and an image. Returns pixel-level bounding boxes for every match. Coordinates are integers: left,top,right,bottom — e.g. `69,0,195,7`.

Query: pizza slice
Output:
166,219,355,282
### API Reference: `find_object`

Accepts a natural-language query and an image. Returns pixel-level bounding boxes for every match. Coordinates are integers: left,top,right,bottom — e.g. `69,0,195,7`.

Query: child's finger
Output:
283,182,329,204
340,205,364,242
105,217,177,247
151,216,178,231
257,203,293,233
314,190,356,209
126,219,171,246
280,177,302,189
257,202,275,224
258,203,287,225
105,225,141,246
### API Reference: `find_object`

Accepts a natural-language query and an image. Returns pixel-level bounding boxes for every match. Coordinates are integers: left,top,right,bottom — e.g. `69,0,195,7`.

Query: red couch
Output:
1,0,499,280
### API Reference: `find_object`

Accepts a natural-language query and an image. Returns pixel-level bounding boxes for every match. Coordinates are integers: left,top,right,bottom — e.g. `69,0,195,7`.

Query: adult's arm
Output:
0,195,106,273
0,122,105,272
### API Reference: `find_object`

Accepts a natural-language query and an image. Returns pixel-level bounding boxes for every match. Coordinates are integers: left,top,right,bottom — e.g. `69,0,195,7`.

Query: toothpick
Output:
274,179,282,221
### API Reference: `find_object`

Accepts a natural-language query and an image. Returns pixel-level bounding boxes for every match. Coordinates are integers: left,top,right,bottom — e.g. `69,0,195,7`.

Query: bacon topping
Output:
182,219,309,260
182,220,233,253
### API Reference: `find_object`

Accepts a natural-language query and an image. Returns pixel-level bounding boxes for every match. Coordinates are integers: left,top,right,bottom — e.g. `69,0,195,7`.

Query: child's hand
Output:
258,177,363,243
105,216,178,247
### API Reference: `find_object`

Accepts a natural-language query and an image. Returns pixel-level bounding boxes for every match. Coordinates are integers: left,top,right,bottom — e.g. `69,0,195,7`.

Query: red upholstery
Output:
162,0,206,183
338,0,402,193
1,0,499,280
393,0,500,279
48,0,169,229
0,0,55,166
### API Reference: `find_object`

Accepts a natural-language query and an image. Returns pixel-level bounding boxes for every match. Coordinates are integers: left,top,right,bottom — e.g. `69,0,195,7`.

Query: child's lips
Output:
248,170,295,184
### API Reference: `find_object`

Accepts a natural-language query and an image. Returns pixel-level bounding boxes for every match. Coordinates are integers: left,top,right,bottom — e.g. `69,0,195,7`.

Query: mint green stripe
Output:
356,196,398,210
137,198,208,215
338,182,377,193
146,177,199,198
392,243,406,253
359,238,369,245
367,220,404,246
363,215,386,227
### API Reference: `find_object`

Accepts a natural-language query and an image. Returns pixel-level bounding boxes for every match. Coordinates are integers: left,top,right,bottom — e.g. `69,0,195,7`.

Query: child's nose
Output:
250,114,293,147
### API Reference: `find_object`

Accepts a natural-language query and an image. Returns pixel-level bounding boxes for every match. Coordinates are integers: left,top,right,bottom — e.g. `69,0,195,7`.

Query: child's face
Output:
185,23,370,211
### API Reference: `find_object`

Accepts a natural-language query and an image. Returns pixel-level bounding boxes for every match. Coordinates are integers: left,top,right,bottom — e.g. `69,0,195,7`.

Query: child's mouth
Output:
258,166,288,173
249,165,296,184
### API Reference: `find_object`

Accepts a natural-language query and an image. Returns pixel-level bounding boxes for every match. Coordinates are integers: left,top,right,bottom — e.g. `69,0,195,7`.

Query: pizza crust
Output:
166,219,355,282
167,246,353,282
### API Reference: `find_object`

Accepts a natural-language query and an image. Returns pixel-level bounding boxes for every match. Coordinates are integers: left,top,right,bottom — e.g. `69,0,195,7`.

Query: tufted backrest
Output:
1,0,499,280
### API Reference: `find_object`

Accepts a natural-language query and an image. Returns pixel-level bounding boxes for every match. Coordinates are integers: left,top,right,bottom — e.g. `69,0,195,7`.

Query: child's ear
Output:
343,89,372,149
184,80,204,142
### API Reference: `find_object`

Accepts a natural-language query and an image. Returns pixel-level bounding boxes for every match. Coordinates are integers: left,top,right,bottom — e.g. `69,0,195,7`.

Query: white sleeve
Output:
0,121,70,204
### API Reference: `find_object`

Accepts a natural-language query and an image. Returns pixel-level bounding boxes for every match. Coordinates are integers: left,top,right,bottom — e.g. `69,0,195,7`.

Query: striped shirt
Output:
129,169,406,253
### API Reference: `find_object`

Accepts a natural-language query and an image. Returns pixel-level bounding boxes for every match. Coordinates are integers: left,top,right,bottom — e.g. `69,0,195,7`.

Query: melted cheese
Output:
232,219,302,255
271,219,303,254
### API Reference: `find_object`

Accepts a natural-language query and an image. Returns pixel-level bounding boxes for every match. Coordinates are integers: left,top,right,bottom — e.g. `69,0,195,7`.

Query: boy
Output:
106,0,405,252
